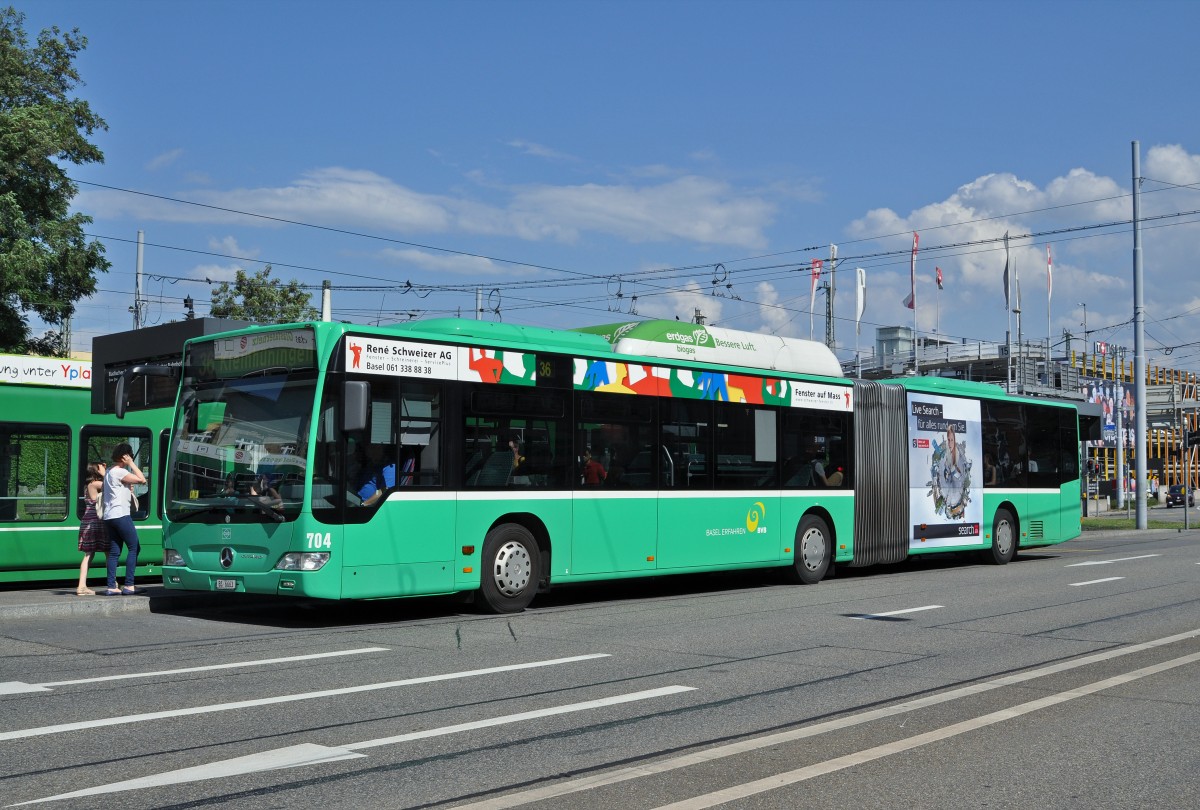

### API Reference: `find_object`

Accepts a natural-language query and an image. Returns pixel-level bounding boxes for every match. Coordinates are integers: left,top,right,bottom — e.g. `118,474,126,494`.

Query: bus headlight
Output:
275,552,330,571
163,549,185,566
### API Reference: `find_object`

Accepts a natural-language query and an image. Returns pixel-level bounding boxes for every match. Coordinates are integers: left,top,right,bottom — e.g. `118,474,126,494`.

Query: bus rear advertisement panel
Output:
156,320,1083,611
908,393,983,547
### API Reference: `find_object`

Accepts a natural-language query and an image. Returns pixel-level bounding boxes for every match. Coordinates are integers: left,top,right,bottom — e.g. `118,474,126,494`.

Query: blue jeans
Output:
104,515,140,589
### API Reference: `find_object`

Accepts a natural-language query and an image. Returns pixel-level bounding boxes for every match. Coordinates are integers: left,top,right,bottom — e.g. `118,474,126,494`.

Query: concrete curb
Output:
0,587,280,620
1078,527,1200,540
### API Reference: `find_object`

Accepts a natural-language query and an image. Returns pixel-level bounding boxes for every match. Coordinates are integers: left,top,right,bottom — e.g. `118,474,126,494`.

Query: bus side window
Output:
311,389,341,512
0,423,70,522
81,426,151,519
463,386,567,488
399,383,441,487
660,400,712,490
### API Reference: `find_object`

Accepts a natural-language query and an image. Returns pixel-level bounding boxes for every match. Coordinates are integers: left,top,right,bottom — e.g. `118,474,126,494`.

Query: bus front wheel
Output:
983,508,1017,565
786,514,831,584
477,524,540,613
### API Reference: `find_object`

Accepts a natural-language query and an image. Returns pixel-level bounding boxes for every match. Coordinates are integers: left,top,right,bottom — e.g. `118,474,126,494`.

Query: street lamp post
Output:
1079,302,1088,349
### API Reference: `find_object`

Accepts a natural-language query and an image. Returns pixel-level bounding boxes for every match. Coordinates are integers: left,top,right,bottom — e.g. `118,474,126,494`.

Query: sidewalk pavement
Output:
0,581,273,620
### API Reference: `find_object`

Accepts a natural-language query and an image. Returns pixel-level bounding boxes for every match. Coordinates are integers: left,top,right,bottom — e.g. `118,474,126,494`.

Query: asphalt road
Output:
2,530,1199,809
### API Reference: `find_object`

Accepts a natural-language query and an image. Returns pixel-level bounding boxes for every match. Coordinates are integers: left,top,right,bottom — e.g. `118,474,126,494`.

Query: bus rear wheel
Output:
983,507,1017,565
786,514,831,584
477,523,540,613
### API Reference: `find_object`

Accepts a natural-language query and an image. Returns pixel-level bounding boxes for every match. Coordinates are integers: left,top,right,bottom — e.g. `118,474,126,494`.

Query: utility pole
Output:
1132,141,1149,529
1004,232,1012,393
824,244,837,350
131,230,145,329
1015,301,1023,394
1013,251,1023,394
1046,247,1053,384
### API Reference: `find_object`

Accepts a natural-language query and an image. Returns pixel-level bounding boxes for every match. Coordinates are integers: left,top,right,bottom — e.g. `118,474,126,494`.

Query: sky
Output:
18,0,1200,375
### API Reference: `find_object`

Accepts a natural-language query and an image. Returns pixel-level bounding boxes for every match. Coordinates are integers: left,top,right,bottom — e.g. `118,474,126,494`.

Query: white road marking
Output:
1066,554,1161,567
1070,577,1126,587
347,685,695,750
0,653,609,742
8,744,367,805
654,649,1200,809
10,686,696,805
445,628,1200,810
0,648,391,696
851,605,943,619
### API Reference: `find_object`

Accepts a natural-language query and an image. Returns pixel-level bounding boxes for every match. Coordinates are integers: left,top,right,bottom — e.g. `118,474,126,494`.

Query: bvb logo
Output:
746,501,766,533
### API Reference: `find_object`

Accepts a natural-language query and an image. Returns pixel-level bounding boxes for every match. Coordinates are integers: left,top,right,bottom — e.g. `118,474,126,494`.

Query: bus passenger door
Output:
656,402,780,569
570,408,657,575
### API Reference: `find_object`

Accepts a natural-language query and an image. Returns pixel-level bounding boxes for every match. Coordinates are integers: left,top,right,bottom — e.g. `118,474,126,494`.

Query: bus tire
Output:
984,507,1017,565
477,523,540,613
786,514,831,585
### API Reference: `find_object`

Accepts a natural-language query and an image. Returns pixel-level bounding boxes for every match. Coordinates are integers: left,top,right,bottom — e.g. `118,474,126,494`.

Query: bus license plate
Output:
215,578,238,591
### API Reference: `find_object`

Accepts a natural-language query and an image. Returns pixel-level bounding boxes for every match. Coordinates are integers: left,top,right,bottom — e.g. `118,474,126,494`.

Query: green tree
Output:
208,265,318,323
0,7,109,354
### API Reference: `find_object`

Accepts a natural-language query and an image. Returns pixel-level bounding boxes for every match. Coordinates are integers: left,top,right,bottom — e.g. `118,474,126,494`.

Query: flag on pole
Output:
809,259,822,338
902,232,918,309
855,267,866,334
935,266,943,290
1046,246,1053,302
1002,231,1011,310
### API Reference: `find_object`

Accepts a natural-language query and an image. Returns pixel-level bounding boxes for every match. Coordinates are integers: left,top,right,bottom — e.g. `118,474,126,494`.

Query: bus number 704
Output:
306,533,332,550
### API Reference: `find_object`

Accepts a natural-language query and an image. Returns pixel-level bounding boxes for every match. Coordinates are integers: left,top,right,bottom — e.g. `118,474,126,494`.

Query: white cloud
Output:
189,263,241,283
203,168,454,233
1144,143,1200,186
177,238,258,288
752,281,798,336
77,167,777,250
506,140,578,162
635,280,724,323
840,151,1200,360
845,168,1130,329
145,148,183,171
511,176,775,248
378,248,509,276
207,235,259,260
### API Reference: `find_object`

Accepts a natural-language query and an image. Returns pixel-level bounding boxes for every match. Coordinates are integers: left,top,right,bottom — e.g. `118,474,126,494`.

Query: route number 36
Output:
306,532,332,549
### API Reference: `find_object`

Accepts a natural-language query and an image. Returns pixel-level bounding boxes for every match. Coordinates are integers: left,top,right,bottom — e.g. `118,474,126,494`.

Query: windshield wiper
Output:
170,503,233,523
238,495,286,522
240,367,289,378
170,497,285,523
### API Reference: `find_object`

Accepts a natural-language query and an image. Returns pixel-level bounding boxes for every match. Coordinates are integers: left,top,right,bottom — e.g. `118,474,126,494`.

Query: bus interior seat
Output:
469,452,512,486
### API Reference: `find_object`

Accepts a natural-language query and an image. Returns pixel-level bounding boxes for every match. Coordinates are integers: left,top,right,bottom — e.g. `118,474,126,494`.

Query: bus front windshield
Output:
166,329,317,524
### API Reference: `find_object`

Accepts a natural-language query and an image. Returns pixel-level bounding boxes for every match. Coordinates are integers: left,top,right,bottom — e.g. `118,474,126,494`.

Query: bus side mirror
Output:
114,365,180,420
115,372,130,420
343,381,369,433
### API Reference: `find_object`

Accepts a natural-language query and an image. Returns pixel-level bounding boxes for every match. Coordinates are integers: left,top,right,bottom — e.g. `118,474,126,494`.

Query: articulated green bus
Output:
150,319,1084,612
0,354,169,584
